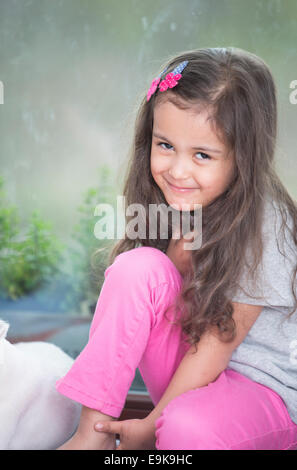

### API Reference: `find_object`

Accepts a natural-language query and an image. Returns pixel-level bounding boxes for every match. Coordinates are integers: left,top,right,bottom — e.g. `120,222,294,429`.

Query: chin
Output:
167,201,198,212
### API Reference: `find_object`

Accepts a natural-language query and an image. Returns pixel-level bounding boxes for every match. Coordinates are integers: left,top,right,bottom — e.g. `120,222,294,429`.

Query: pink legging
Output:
56,246,297,450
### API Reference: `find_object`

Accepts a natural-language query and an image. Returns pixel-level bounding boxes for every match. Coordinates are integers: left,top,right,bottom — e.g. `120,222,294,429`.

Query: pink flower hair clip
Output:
146,60,189,102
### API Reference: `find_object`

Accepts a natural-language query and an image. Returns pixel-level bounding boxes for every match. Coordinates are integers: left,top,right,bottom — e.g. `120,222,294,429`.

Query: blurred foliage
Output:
0,166,118,315
58,164,118,315
0,176,63,300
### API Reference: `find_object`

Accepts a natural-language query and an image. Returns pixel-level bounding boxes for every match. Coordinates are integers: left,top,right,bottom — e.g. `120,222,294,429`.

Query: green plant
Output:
0,176,19,249
59,164,118,315
0,165,119,314
0,177,63,300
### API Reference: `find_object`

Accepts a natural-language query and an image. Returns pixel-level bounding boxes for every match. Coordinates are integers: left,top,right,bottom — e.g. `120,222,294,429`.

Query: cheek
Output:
208,165,234,191
205,162,233,182
150,152,167,176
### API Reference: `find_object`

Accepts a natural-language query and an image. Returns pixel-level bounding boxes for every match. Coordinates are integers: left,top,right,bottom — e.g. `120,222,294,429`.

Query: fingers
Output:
94,420,121,435
183,227,200,239
95,422,123,450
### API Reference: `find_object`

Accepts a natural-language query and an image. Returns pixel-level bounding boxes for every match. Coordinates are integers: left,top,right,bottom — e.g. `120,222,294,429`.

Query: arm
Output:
145,302,263,433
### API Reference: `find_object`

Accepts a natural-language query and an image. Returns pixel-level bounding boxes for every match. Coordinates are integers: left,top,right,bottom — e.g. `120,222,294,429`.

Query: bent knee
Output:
109,246,182,287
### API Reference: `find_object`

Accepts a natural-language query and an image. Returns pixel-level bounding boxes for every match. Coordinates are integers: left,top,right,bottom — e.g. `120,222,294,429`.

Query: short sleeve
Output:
229,198,296,308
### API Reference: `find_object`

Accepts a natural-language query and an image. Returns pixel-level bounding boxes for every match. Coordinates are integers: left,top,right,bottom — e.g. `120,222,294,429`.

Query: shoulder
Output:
261,196,296,260
230,196,296,308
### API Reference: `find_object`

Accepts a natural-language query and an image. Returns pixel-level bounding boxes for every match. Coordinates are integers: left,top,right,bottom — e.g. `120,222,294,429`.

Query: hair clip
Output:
146,66,168,102
146,60,189,102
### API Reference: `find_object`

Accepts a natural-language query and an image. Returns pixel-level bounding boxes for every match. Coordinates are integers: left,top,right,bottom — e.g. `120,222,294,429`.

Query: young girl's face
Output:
150,98,235,211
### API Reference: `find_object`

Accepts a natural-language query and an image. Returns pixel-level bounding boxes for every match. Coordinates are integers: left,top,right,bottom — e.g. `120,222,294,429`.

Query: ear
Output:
0,320,9,339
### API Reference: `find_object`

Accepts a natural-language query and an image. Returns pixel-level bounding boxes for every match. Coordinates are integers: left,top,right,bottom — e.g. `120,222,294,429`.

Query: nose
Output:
168,154,192,181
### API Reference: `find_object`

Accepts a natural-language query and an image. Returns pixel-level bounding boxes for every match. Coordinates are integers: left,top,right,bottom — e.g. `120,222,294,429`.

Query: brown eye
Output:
195,152,211,161
158,142,172,150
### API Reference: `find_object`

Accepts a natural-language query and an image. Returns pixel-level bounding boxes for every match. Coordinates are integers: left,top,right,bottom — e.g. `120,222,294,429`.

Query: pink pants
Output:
56,246,297,450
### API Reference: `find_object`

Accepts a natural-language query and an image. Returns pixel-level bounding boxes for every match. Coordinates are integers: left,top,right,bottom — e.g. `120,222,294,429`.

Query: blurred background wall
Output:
0,0,296,317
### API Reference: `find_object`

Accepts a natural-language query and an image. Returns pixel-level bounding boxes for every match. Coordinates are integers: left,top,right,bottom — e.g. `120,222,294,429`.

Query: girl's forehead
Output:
153,96,213,125
154,93,207,113
153,100,215,132
152,98,230,150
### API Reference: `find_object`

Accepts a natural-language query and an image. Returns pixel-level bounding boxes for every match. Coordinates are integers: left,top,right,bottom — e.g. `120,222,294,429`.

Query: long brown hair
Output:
95,47,297,349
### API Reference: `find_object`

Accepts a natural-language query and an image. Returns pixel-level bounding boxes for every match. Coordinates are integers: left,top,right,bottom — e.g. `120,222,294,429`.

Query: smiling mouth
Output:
165,179,199,193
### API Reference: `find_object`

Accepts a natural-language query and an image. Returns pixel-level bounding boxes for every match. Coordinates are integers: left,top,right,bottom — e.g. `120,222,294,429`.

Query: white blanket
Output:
0,319,81,450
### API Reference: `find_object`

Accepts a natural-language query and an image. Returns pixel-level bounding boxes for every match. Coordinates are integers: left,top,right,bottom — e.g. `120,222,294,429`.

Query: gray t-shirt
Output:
227,196,297,424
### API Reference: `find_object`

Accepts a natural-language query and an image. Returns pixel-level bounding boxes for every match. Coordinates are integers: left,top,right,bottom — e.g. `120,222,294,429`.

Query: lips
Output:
165,178,199,192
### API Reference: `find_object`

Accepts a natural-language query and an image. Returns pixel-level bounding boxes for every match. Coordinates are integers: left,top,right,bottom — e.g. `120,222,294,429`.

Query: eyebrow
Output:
152,132,223,154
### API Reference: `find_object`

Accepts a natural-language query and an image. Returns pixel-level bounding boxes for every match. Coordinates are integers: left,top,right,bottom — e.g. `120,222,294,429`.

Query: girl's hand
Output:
94,417,156,450
166,230,196,278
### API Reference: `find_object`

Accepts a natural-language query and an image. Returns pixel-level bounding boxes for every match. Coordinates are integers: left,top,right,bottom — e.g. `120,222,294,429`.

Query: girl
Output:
56,47,297,450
